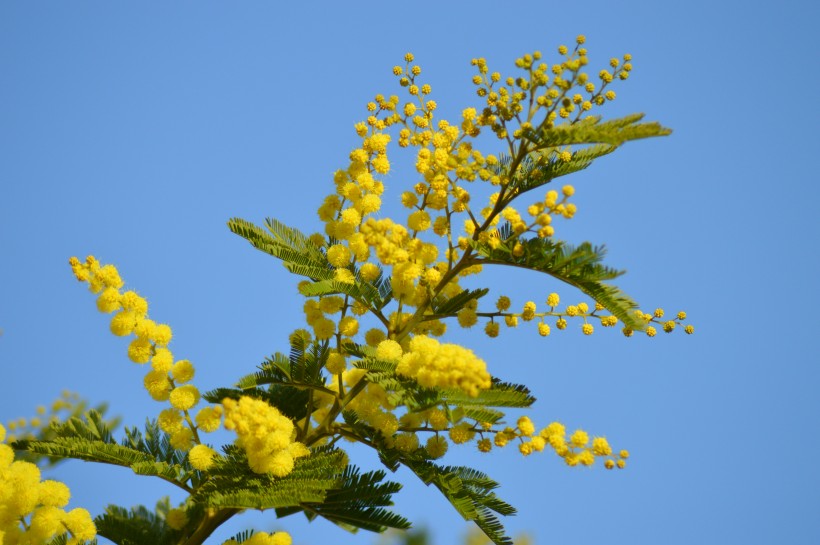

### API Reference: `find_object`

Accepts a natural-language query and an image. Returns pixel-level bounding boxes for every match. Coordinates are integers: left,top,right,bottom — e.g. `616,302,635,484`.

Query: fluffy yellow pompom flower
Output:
38,480,71,508
376,339,403,362
188,444,217,471
448,422,476,444
143,370,172,401
95,264,124,289
517,416,535,436
425,435,449,459
158,408,185,434
485,321,500,338
570,429,589,448
496,296,511,311
360,262,381,281
152,348,174,372
457,308,478,328
171,360,195,383
318,296,344,314
338,316,359,337
222,396,308,476
394,432,419,452
592,437,612,456
134,317,157,340
96,287,121,313
153,324,173,346
426,409,448,431
128,338,153,364
63,508,97,541
326,352,347,374
169,385,200,411
195,405,223,433
396,336,492,397
327,244,351,267
312,317,336,340
334,269,355,284
521,301,536,321
120,291,148,315
110,311,137,337
407,210,431,231
365,328,386,346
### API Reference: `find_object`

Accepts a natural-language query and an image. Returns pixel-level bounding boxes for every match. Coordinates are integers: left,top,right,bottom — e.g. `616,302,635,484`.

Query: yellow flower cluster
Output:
481,293,693,339
621,307,695,338
69,256,224,454
378,409,625,471
223,531,291,545
0,424,96,544
395,336,491,397
222,396,309,476
457,417,629,468
471,36,631,134
314,367,399,439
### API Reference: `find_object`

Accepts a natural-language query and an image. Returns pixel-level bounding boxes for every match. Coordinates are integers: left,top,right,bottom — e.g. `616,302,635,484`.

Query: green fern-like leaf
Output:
20,416,194,490
523,113,672,148
506,144,617,196
461,406,505,425
228,217,332,281
289,466,411,533
403,461,514,545
430,288,490,318
471,235,644,329
93,501,171,545
440,380,535,409
192,446,348,510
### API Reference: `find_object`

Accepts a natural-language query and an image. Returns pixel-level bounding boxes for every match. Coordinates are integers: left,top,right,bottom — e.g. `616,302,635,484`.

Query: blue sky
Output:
2,1,819,544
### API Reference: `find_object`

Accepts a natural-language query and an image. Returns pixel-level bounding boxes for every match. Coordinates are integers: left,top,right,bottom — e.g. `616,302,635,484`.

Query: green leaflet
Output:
278,466,410,533
522,112,672,148
502,143,617,196
430,288,490,318
299,276,388,311
93,501,173,545
227,217,331,280
461,407,505,425
192,446,348,510
470,227,644,330
403,461,515,545
440,380,535,409
17,412,194,490
15,399,119,468
191,444,407,534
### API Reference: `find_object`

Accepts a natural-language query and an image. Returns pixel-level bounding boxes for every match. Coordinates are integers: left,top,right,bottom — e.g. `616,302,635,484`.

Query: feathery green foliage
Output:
6,39,688,545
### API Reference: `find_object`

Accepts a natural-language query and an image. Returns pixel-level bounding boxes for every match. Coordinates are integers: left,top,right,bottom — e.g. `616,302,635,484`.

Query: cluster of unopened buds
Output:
481,293,694,338
68,256,224,460
388,411,627,469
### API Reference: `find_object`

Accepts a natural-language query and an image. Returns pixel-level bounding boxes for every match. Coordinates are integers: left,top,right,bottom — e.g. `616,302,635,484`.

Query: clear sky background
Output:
2,1,819,544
